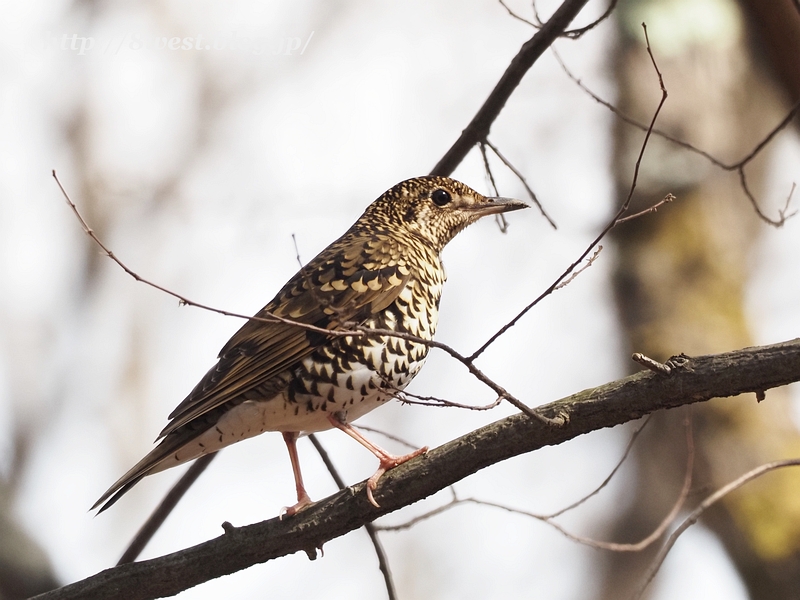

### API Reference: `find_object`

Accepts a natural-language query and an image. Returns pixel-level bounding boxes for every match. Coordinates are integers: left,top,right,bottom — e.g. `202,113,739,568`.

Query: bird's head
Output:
362,176,528,253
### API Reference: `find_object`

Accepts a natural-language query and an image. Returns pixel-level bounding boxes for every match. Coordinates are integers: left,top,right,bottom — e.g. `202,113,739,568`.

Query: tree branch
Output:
33,338,800,600
430,0,592,176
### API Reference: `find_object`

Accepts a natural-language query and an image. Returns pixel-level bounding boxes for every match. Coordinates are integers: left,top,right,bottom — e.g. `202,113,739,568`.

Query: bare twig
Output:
478,141,511,233
564,0,620,39
531,1,546,27
483,138,557,228
616,193,676,223
499,0,620,39
552,50,800,226
397,389,504,411
479,138,500,198
498,0,537,27
576,411,692,552
354,426,420,451
544,415,651,518
375,499,465,532
632,458,800,600
117,454,217,565
553,246,602,290
355,325,561,424
631,352,674,375
381,411,693,554
431,0,592,176
52,170,360,339
55,167,562,425
469,24,669,361
308,434,397,600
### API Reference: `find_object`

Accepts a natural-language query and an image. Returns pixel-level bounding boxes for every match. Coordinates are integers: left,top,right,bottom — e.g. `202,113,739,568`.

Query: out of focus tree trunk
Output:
598,0,800,598
0,480,59,598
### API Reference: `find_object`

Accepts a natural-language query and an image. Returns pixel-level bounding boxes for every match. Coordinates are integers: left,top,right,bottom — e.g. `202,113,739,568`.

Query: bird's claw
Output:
280,494,314,519
366,446,428,508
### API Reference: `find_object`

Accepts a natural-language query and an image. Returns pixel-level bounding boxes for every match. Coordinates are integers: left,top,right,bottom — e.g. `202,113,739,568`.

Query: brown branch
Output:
396,388,504,411
544,414,652,518
552,49,800,226
633,457,800,600
32,338,800,600
430,0,592,176
378,411,692,553
354,325,557,423
478,141,511,233
483,138,557,228
564,0,620,39
498,0,538,27
117,454,217,565
52,170,361,339
616,193,676,223
468,23,669,361
308,434,397,600
553,245,602,291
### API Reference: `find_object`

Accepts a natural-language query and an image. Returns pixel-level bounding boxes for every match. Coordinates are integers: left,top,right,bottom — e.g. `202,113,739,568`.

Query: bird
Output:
92,176,527,515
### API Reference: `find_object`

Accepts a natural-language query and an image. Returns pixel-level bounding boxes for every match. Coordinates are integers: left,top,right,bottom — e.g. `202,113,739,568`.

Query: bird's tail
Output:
91,427,211,514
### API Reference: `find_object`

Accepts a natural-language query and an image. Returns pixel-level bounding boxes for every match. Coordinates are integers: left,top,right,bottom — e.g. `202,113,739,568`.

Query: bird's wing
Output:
158,234,412,438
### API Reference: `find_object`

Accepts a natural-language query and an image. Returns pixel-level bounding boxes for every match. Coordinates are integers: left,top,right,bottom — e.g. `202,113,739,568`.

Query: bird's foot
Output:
280,493,314,519
366,446,428,508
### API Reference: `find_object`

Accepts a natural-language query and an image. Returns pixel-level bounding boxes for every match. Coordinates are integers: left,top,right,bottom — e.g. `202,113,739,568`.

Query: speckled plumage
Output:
93,176,527,513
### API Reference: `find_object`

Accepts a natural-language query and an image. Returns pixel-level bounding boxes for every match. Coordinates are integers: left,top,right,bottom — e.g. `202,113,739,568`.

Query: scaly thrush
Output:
93,176,527,514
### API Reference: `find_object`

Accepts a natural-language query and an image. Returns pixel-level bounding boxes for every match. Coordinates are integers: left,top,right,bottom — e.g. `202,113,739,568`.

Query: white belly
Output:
150,355,425,473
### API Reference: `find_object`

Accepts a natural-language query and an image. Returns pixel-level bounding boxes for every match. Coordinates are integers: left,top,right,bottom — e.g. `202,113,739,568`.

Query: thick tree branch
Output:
34,338,800,600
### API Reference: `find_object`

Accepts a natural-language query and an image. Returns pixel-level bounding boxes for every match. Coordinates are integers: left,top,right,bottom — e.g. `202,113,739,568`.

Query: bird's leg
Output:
327,413,427,508
281,431,313,516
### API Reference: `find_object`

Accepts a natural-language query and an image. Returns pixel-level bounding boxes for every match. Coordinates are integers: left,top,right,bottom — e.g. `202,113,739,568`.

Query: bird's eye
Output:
431,189,451,207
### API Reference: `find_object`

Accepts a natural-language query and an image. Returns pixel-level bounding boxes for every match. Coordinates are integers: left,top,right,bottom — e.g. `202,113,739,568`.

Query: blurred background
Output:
1,0,799,598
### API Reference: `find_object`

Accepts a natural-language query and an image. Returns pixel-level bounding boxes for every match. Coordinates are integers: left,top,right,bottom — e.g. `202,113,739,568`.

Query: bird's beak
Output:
471,196,529,216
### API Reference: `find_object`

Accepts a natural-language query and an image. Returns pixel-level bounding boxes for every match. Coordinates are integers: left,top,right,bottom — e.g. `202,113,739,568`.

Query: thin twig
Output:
469,24,669,362
500,0,620,39
553,246,602,290
381,411,693,554
431,0,592,176
498,0,537,26
478,141,510,233
616,193,676,223
631,352,674,375
397,389,504,411
544,415,651,518
355,326,560,425
52,170,361,339
117,454,217,565
308,434,397,600
552,50,800,226
531,1,546,27
632,458,800,600
563,0,620,38
55,168,549,424
354,426,420,451
484,138,557,228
